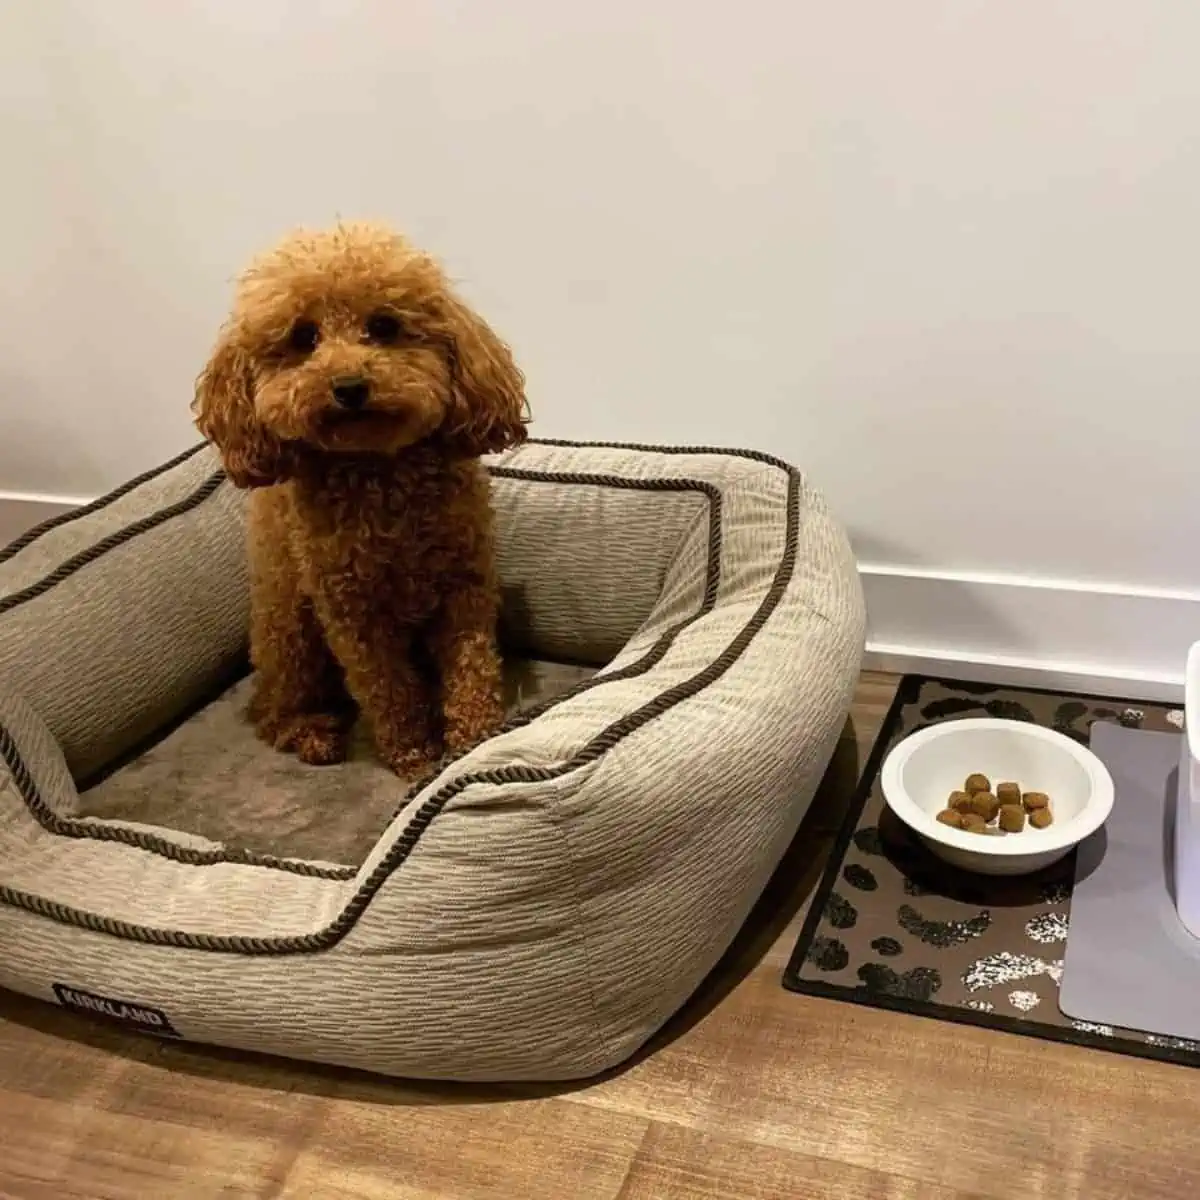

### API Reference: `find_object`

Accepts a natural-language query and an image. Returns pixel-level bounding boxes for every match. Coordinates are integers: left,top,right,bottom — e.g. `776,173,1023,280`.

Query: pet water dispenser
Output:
1175,640,1200,940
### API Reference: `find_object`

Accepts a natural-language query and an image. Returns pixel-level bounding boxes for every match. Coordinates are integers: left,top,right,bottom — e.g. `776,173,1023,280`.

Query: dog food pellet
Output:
1023,791,1049,812
960,812,988,833
1029,807,1054,829
948,790,974,813
964,773,991,794
969,791,1001,822
998,804,1026,833
936,809,965,829
996,781,1021,805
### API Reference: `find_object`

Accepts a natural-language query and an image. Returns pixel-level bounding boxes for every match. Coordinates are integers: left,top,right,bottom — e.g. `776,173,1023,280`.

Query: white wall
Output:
3,1,1200,693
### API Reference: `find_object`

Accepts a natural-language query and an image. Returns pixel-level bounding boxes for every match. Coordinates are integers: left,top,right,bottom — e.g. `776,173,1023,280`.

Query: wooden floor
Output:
3,672,1199,1199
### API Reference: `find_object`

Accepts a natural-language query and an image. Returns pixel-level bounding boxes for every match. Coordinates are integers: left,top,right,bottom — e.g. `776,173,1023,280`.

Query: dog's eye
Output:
364,312,403,345
288,320,320,354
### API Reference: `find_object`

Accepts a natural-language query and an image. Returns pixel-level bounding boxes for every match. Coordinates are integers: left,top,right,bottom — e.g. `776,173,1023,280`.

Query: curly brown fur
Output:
193,223,528,773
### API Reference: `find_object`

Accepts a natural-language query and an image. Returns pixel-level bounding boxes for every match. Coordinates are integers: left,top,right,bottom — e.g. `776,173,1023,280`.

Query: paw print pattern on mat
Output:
842,864,878,891
824,892,858,930
857,964,941,1001
897,904,991,948
807,937,849,972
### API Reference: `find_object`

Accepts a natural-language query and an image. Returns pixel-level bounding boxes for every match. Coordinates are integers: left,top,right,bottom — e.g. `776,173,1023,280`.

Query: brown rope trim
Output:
527,436,796,475
0,442,209,566
0,470,227,616
0,441,802,951
1,469,721,881
0,881,326,953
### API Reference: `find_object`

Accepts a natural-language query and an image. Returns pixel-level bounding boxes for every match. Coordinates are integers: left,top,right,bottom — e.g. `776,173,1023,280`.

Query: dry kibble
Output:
996,781,1022,806
936,773,1054,841
969,791,1001,822
998,804,1026,833
948,790,974,813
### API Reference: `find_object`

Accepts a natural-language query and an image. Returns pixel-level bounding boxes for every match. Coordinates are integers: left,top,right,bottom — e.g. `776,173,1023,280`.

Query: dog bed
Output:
0,438,865,1081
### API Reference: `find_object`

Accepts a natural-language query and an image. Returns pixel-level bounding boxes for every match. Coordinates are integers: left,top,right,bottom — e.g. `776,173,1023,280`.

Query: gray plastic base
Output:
1060,721,1200,1042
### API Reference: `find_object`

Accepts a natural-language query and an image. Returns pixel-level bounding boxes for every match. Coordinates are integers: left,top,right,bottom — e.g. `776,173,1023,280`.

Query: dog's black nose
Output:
331,377,370,410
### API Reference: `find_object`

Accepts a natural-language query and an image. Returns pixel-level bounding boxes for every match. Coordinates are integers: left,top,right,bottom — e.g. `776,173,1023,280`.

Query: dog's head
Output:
192,223,529,487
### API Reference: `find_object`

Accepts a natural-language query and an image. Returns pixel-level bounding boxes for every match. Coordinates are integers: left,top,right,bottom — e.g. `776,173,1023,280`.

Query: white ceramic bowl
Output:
880,717,1114,876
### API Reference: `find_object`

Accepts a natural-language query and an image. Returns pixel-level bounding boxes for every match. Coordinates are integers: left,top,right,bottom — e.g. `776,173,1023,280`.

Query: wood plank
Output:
1,1089,311,1199
616,1123,981,1200
278,1091,647,1200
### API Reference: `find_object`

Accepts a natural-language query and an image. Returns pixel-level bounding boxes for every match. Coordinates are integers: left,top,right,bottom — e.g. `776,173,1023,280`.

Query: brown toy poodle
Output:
192,222,528,775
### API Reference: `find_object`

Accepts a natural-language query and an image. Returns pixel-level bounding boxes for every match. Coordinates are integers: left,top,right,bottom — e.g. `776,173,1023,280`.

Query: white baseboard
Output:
862,564,1198,703
2,492,1195,702
0,492,86,547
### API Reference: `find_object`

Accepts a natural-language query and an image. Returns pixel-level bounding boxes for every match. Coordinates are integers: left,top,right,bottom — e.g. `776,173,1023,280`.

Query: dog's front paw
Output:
272,715,349,766
380,740,440,779
294,726,349,766
443,697,505,758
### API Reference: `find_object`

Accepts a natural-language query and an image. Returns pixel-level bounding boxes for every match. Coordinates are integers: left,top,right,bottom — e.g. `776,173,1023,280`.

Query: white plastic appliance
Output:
1176,640,1200,939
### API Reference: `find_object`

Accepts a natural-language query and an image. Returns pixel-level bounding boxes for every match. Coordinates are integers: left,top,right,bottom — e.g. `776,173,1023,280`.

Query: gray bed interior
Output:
78,657,595,865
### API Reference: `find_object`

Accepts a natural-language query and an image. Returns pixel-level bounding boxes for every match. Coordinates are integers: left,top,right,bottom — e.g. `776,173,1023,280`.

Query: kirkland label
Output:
52,984,181,1037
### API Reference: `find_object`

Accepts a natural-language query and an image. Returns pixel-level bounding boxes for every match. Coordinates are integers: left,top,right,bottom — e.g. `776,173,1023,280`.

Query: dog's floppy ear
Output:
438,296,529,458
192,327,291,488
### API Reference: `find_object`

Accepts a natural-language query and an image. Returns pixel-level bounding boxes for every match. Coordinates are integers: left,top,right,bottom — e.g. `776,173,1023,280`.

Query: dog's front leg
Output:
312,601,439,776
246,524,352,766
430,581,506,757
248,596,353,766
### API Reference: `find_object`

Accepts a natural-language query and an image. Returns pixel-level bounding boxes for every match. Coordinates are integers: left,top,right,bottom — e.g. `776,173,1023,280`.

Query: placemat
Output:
783,675,1200,1067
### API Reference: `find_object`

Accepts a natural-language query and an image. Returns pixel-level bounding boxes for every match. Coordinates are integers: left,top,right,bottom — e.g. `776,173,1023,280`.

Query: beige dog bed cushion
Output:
0,438,865,1082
